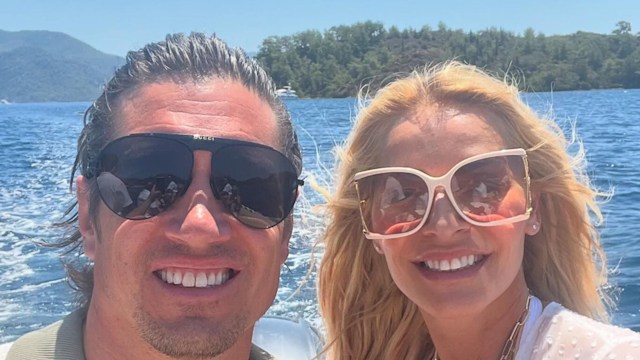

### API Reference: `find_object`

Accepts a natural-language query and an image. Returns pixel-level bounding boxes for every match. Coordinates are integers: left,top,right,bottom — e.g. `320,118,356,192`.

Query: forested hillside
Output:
0,30,124,103
1,23,638,102
257,21,640,97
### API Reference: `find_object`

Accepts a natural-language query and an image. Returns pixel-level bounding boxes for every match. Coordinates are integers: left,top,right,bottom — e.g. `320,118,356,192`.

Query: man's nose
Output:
164,151,233,249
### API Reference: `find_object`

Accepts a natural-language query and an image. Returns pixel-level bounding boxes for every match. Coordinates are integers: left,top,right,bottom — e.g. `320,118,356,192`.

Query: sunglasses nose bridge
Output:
179,151,235,226
165,186,235,247
418,184,468,237
422,169,460,215
191,149,213,178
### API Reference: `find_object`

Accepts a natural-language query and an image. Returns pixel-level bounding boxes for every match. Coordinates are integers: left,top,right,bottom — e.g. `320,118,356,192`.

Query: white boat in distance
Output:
276,84,299,99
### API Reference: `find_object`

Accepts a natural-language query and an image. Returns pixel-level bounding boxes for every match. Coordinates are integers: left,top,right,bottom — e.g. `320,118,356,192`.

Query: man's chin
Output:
134,310,250,359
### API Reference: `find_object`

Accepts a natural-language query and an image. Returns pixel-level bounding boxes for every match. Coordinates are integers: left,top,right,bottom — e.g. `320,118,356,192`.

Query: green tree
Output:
613,21,632,35
622,48,640,88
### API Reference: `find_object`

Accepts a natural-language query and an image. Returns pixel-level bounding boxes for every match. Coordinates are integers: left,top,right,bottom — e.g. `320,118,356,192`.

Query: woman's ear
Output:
525,192,541,236
372,240,384,255
77,176,97,259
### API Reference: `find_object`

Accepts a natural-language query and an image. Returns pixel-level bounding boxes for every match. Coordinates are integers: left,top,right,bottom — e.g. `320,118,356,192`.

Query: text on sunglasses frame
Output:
86,133,304,229
354,148,532,240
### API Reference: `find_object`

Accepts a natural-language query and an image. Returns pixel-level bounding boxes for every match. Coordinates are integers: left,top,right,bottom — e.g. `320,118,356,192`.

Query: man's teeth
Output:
159,268,232,288
424,255,484,272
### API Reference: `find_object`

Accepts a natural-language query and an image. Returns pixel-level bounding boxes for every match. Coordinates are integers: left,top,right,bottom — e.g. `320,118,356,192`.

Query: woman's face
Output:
372,106,537,319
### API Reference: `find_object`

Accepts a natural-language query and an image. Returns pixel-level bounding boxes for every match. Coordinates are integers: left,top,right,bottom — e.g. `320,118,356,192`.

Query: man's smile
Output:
155,268,237,288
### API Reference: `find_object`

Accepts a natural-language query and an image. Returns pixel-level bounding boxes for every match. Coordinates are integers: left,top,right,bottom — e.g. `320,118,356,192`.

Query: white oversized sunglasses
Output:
354,148,532,240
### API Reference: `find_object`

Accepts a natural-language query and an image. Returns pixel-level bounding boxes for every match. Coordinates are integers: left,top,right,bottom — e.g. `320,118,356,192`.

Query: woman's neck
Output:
422,279,530,360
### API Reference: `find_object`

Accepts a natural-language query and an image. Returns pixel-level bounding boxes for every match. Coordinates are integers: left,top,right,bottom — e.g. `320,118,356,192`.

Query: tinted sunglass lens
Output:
212,145,298,229
357,172,430,236
96,137,192,219
451,155,527,223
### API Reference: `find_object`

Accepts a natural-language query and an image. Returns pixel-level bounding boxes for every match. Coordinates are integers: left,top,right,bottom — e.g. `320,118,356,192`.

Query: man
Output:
7,33,303,360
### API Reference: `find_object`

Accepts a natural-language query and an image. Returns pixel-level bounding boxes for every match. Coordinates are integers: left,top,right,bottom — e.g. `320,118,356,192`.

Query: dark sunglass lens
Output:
96,136,192,219
212,145,298,228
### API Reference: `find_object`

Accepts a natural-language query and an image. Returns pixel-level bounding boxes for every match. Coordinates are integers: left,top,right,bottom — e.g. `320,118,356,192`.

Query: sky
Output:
1,0,638,57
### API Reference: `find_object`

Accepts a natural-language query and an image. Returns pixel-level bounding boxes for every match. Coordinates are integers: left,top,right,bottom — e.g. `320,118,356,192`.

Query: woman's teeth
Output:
423,255,484,272
157,268,233,288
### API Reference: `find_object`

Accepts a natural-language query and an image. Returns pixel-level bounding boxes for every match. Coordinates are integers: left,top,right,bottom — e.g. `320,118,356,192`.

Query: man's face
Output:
77,80,291,358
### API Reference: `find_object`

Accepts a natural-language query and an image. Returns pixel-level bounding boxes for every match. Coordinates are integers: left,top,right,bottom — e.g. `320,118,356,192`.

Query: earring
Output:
373,243,383,254
532,224,539,231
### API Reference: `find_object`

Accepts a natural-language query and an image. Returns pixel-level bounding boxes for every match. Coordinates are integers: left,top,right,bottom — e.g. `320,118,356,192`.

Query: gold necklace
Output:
431,295,532,360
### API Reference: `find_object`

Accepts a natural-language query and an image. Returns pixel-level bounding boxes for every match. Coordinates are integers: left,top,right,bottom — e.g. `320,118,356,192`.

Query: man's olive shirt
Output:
7,309,276,360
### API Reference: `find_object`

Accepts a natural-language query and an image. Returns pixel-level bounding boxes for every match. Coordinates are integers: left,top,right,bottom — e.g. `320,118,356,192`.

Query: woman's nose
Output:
419,188,469,240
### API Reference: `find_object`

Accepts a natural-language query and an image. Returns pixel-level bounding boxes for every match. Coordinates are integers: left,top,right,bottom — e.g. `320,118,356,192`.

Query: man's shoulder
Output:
6,310,86,360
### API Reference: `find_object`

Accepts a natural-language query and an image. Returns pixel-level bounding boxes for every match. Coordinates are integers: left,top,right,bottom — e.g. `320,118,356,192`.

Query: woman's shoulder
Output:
521,302,640,359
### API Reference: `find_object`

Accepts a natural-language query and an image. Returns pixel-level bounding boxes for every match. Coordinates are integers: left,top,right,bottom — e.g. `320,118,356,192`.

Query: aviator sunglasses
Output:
86,133,303,229
354,149,532,240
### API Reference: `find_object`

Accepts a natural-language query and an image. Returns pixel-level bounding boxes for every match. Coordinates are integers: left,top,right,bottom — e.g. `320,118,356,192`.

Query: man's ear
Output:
525,192,542,236
77,176,97,259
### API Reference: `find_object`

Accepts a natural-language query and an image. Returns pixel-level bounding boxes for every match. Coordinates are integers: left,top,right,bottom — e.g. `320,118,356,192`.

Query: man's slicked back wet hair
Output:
52,32,301,310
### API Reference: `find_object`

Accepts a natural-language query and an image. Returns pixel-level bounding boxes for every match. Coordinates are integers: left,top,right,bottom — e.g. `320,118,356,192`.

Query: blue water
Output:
0,90,639,342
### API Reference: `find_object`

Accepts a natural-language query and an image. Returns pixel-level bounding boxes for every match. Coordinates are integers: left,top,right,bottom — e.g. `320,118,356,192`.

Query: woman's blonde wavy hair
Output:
317,61,610,360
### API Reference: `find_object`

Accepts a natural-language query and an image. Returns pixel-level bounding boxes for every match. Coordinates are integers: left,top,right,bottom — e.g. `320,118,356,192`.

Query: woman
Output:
318,62,640,359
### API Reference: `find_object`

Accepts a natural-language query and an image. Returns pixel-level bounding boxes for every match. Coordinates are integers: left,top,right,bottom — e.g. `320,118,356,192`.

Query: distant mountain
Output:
0,30,124,103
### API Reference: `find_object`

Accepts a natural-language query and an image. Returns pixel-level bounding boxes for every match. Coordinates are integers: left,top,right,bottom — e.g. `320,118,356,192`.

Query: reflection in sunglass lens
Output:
212,145,299,229
97,137,192,219
452,155,526,223
360,173,429,236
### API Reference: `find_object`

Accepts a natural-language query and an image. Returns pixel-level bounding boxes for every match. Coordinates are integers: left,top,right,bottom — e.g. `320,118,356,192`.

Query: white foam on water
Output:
0,300,24,323
0,241,36,282
3,278,66,295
